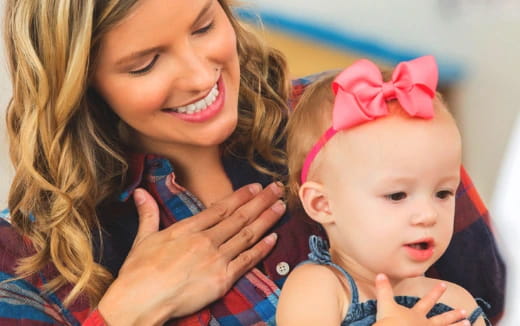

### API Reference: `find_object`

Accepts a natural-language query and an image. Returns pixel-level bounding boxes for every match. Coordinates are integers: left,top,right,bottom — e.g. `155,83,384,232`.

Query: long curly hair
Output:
3,0,289,306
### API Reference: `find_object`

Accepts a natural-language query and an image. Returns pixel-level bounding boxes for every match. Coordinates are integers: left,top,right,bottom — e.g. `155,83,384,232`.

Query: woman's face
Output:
93,0,240,157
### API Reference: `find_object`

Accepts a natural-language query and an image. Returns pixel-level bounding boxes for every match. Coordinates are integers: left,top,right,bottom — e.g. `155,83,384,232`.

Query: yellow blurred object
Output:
256,26,361,78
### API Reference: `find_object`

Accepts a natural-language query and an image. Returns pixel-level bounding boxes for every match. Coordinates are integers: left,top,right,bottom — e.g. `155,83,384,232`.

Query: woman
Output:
0,0,504,325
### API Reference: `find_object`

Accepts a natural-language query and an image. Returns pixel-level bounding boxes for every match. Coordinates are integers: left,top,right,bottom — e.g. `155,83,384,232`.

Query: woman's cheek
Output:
124,74,172,113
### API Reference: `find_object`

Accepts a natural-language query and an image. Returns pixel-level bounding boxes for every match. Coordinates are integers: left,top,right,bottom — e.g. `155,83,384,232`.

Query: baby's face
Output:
320,108,462,280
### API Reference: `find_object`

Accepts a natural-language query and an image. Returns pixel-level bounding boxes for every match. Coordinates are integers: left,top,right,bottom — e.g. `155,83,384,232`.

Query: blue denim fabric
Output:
305,235,490,325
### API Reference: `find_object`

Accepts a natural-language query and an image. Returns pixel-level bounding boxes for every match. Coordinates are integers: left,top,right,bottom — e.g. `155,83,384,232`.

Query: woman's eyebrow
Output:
114,0,213,68
193,0,213,26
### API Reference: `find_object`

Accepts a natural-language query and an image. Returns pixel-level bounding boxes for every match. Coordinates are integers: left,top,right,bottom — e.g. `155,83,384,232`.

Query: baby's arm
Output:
276,263,347,326
374,274,470,326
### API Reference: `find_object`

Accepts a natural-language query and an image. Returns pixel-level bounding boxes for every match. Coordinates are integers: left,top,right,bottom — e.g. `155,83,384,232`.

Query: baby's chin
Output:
382,268,430,281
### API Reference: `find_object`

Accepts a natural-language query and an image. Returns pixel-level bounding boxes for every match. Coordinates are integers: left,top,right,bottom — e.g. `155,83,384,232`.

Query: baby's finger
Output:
428,309,468,326
412,282,447,314
449,319,471,326
375,273,396,316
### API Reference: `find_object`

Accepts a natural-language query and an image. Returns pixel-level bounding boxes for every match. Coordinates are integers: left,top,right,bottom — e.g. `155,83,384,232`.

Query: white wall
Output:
247,0,520,206
492,114,520,326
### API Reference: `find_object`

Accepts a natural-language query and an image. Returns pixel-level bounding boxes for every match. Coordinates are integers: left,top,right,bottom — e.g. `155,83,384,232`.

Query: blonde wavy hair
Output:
4,0,289,306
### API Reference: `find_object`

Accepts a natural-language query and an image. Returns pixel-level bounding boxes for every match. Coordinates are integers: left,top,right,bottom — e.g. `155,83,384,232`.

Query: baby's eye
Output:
436,190,454,199
385,192,407,201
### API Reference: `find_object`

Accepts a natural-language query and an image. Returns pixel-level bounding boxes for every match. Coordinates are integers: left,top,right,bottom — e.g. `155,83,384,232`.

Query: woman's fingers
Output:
226,232,279,279
171,183,264,236
218,199,285,260
132,188,160,248
412,282,447,314
204,182,284,246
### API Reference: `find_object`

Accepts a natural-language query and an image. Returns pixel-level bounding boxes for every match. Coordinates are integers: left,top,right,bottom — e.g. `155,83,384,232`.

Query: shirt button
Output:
276,262,290,276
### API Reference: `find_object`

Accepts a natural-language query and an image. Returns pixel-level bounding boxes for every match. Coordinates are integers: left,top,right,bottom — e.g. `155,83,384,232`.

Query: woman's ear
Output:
298,181,334,225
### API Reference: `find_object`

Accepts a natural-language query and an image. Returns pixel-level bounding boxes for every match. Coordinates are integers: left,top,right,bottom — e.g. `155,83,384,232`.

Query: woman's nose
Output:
173,48,217,92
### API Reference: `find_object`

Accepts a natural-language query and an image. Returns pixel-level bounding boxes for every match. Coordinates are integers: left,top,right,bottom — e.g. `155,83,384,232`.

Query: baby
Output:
277,56,489,325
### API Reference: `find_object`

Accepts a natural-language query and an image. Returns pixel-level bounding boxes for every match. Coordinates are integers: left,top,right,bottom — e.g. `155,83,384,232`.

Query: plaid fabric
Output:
0,75,505,325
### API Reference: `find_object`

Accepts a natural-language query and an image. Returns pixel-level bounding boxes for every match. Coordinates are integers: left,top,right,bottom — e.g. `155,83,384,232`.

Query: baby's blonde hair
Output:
286,68,449,211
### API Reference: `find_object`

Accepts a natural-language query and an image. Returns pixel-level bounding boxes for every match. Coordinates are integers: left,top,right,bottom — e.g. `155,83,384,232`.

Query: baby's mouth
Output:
404,238,434,251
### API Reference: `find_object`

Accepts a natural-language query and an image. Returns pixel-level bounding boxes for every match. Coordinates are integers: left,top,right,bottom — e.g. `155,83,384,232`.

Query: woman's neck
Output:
163,145,233,207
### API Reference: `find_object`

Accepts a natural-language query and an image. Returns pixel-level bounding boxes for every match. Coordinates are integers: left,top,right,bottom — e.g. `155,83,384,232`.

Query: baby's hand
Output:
374,273,470,326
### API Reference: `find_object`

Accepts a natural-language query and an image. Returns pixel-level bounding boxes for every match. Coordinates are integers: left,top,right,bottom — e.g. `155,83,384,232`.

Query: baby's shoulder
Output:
285,262,345,291
421,277,480,313
277,262,349,325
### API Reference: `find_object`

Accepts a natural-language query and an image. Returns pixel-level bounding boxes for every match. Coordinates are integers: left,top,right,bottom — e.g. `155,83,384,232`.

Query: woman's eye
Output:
193,22,214,35
385,192,407,201
436,190,454,199
129,54,159,75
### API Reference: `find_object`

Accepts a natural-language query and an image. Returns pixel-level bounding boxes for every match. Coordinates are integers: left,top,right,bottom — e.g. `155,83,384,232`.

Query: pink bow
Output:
332,55,438,130
300,56,438,183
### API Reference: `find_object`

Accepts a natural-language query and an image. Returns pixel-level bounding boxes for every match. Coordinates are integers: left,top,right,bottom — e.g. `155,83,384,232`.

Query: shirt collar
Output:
118,152,175,202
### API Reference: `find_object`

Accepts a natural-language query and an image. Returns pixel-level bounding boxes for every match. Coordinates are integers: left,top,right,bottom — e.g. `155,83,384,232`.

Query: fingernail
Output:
463,320,470,326
264,232,278,245
249,183,262,195
134,189,145,205
269,182,283,196
376,273,386,281
271,200,286,214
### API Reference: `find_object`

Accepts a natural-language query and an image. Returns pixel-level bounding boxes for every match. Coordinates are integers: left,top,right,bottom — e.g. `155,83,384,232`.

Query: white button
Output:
276,262,290,276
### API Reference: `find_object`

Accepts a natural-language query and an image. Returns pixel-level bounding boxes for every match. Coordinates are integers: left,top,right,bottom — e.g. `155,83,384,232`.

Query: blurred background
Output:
0,0,518,324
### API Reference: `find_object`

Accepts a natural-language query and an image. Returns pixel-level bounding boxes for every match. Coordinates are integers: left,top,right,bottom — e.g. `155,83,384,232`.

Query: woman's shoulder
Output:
0,209,88,325
0,209,33,272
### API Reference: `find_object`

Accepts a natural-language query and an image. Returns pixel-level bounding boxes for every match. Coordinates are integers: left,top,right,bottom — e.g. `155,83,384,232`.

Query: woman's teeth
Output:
170,84,219,114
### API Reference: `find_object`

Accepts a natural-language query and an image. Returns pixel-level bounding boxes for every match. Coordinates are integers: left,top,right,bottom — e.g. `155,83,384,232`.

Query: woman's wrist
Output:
96,279,170,326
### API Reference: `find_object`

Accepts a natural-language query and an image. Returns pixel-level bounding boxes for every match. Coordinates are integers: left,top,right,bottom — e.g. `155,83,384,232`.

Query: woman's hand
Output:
374,274,470,326
97,183,285,326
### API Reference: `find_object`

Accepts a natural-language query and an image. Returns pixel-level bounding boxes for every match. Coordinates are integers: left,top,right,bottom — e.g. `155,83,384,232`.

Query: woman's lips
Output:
164,77,225,123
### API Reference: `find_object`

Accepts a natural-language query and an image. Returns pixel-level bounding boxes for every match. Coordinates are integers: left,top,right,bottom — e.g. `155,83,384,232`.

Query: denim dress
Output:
304,235,491,326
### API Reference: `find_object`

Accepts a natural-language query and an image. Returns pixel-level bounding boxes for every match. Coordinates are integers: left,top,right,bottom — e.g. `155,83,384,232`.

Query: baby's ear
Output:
298,181,334,225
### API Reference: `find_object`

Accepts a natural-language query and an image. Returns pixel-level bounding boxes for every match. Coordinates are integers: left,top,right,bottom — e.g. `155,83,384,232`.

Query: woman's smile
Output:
162,76,225,123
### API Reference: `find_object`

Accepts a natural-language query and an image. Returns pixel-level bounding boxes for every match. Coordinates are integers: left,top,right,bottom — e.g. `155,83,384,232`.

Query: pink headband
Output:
300,55,439,183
